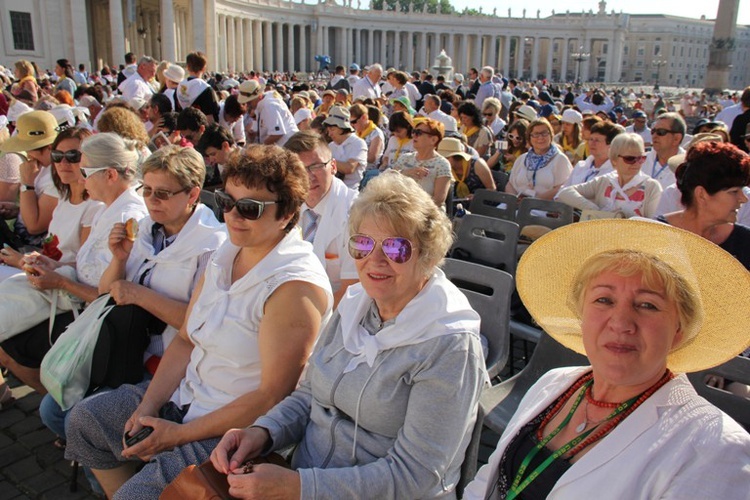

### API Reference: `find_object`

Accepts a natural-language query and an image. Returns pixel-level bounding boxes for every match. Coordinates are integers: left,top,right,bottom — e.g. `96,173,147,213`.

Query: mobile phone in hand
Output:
124,426,154,447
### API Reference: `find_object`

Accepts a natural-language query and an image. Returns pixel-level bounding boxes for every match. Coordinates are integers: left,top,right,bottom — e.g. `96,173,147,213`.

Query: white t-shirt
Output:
329,134,368,190
47,198,104,263
352,77,382,100
256,93,298,146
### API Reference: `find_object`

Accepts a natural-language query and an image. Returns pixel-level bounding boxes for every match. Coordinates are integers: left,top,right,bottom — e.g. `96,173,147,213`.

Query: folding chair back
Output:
687,356,750,431
443,258,513,380
450,214,520,275
469,189,518,221
516,197,574,231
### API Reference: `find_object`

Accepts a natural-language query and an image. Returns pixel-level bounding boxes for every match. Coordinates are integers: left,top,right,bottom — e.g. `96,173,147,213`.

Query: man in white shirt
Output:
641,112,685,189
352,64,383,101
118,56,157,101
323,107,368,190
237,80,297,146
419,94,457,132
625,110,652,148
560,121,622,189
347,63,361,88
286,131,359,306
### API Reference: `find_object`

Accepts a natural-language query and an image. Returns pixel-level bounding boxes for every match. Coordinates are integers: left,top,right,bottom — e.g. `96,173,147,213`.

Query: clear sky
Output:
447,0,750,25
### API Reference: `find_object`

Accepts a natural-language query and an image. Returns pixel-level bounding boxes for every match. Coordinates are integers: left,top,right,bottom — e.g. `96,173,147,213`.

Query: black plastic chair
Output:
449,214,520,275
687,356,750,431
516,197,574,232
457,404,484,498
469,189,518,222
442,258,513,380
481,333,589,436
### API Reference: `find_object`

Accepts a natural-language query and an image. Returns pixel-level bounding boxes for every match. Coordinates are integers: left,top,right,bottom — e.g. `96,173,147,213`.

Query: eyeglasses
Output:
530,131,551,139
214,189,277,220
50,149,82,163
80,166,111,179
348,234,413,264
483,113,494,117
652,128,675,137
413,129,434,137
305,158,332,173
507,134,521,141
618,155,647,165
139,185,191,201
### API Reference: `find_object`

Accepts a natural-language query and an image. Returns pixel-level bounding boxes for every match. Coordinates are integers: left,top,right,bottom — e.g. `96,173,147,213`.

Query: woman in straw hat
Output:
464,219,750,499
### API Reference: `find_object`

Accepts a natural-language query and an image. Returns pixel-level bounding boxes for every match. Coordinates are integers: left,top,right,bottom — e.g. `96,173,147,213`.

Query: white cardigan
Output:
464,366,750,500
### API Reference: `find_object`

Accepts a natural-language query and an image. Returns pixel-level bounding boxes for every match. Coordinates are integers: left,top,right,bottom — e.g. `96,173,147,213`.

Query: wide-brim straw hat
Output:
0,110,58,153
437,137,471,161
516,219,750,373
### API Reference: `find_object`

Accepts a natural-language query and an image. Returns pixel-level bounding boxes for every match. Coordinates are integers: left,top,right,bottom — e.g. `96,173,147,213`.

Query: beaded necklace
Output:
508,370,674,500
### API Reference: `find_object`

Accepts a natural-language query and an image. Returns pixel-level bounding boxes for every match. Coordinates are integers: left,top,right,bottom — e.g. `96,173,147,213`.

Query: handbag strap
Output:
48,289,80,345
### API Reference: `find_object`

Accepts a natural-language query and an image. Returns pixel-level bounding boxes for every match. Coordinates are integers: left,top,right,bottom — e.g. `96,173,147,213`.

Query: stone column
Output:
217,15,226,71
609,32,624,83
487,35,497,69
160,0,176,62
502,36,511,76
407,31,415,71
456,34,465,74
393,31,401,69
191,0,205,52
288,23,296,72
68,0,91,68
155,10,164,59
380,30,387,65
367,29,374,64
109,0,126,67
322,26,329,60
447,33,455,70
264,21,274,71
227,16,236,71
516,37,525,78
416,32,425,70
705,0,740,94
472,35,482,69
244,19,253,71
300,25,307,72
254,20,263,71
237,18,245,72
530,37,540,80
276,22,285,71
205,0,217,68
560,38,569,82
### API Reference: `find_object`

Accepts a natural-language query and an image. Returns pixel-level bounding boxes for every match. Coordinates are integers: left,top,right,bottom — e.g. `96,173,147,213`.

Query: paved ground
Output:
0,375,98,500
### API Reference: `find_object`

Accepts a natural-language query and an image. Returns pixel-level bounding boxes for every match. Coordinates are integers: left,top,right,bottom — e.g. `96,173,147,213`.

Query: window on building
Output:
637,60,643,67
553,42,559,52
637,46,645,56
680,46,684,57
672,46,676,56
603,43,608,54
10,11,34,51
654,45,661,56
623,46,629,55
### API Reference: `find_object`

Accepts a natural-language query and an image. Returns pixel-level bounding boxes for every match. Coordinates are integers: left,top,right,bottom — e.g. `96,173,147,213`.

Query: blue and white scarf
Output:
524,144,560,188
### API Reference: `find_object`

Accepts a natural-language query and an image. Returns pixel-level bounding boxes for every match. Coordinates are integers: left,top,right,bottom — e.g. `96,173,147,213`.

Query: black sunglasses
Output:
652,128,675,137
50,149,82,163
214,189,277,220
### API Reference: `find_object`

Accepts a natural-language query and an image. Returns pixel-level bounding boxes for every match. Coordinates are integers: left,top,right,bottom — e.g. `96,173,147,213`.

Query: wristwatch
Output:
20,185,35,192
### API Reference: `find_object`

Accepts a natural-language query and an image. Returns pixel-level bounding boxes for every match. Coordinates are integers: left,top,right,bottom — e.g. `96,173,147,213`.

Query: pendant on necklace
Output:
575,421,587,433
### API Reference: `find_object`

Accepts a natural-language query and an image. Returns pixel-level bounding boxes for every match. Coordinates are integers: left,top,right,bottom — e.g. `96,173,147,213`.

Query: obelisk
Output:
704,0,739,95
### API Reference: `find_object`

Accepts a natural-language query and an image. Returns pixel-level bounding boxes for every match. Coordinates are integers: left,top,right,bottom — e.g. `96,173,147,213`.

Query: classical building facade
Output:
2,0,748,87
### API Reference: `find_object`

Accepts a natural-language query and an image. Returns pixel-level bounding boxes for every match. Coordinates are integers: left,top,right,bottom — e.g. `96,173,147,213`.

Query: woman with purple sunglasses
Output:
557,133,663,218
211,170,487,499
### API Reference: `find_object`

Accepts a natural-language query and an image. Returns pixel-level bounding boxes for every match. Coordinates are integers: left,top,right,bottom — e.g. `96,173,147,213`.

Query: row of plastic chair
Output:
468,189,574,231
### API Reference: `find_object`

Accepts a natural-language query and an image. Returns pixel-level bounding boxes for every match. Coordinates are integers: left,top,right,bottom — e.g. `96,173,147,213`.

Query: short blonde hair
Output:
348,171,453,277
608,133,644,163
15,60,35,78
569,250,699,349
482,97,502,114
141,145,206,189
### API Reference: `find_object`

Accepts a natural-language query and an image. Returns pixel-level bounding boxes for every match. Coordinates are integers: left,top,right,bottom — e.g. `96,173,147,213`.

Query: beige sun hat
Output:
323,106,353,132
516,219,750,373
237,80,262,104
437,137,471,161
514,104,537,122
163,64,185,84
0,110,58,153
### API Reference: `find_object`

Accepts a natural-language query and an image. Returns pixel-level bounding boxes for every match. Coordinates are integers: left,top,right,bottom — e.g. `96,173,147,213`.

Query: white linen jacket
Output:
464,366,750,500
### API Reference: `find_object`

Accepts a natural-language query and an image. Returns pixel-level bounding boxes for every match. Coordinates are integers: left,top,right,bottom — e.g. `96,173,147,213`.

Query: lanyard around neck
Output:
507,379,638,500
651,156,668,180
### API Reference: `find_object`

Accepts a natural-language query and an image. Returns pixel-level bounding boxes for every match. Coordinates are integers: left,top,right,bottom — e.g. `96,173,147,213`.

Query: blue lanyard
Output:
651,157,668,180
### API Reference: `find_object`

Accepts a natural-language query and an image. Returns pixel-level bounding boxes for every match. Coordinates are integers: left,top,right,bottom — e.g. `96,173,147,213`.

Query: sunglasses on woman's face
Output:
507,134,521,141
348,234,413,264
214,189,277,220
50,149,82,163
140,185,191,201
619,155,647,165
412,129,433,137
80,166,111,179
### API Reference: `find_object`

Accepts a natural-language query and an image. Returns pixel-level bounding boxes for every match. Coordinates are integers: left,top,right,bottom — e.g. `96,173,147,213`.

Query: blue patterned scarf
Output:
524,144,559,188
